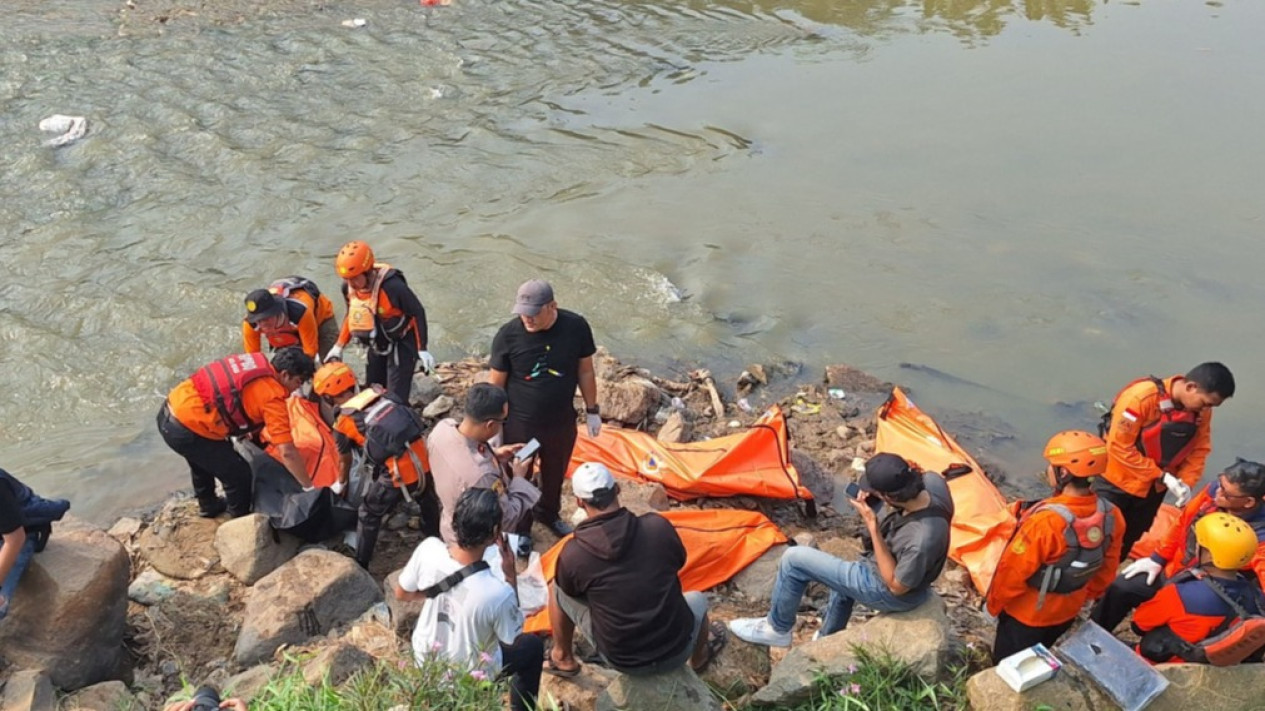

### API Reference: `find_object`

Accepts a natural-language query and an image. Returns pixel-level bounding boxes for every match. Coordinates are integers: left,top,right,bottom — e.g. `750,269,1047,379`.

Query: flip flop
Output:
692,620,728,674
542,657,582,678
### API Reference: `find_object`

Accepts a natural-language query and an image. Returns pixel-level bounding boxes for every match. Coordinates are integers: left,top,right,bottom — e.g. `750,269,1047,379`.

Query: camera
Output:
189,685,222,711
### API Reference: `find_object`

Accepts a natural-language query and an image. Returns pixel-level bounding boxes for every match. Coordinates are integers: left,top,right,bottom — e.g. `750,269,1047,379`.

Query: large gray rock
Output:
136,509,220,580
214,513,301,585
0,670,55,711
617,480,671,516
410,374,444,408
61,680,139,710
730,545,786,604
597,666,721,711
753,593,952,707
422,395,455,419
539,664,618,711
657,411,692,444
598,377,662,426
964,663,1109,711
0,517,129,690
1148,664,1265,711
383,570,422,637
233,550,382,665
222,665,274,702
302,643,374,686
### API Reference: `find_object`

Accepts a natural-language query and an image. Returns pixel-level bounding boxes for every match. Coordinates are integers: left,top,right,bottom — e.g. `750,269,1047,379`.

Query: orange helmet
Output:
336,241,375,279
313,362,357,398
1044,430,1108,478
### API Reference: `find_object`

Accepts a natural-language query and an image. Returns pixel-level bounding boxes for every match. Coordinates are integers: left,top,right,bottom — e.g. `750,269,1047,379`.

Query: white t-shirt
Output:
398,537,523,675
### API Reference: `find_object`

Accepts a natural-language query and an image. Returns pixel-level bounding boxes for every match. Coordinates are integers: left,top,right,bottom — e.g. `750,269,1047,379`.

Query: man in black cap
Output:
241,285,337,362
728,453,954,647
488,279,600,539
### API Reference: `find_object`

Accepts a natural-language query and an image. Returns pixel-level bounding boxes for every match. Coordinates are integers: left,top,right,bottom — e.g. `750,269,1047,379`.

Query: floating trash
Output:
38,114,87,147
828,388,846,400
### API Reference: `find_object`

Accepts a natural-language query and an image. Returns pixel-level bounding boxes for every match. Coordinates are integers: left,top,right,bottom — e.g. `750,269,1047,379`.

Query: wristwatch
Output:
585,404,601,415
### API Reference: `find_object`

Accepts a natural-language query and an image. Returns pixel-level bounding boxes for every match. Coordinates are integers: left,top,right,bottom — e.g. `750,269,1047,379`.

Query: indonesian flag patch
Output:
1122,409,1139,423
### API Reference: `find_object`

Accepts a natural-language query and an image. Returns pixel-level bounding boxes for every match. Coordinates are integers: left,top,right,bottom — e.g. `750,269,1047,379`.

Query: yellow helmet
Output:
1195,512,1258,570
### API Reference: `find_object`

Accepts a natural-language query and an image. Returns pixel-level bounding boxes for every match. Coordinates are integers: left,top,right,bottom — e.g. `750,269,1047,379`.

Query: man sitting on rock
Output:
0,467,71,621
546,462,723,677
393,487,543,711
730,453,954,647
428,384,540,551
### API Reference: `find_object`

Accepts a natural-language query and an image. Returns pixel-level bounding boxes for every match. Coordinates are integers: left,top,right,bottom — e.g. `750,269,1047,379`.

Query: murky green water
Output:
3,0,1262,520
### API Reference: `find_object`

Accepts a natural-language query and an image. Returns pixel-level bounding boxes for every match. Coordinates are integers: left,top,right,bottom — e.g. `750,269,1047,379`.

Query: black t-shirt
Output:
0,477,24,535
489,309,596,426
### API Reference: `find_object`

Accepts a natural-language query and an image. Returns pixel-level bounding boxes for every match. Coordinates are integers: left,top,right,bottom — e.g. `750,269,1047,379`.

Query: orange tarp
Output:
1129,503,1181,561
567,406,812,503
874,388,1016,594
524,509,788,634
264,396,342,489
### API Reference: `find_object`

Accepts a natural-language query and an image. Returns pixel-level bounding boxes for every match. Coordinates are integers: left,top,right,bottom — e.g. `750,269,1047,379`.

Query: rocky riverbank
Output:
2,350,1253,710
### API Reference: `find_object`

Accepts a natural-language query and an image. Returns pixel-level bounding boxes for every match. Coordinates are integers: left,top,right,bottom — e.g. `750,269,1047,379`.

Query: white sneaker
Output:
728,617,792,647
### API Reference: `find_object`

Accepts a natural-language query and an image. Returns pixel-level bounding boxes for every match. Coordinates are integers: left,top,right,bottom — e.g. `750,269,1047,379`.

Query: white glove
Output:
1161,472,1191,507
418,350,436,375
325,345,344,362
1122,557,1163,586
586,413,602,438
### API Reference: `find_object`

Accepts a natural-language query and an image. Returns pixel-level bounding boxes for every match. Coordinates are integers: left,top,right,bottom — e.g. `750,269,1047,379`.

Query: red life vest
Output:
1101,376,1200,470
190,353,275,437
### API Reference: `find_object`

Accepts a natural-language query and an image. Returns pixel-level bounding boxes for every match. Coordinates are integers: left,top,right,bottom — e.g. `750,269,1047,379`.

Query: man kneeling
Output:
547,463,722,677
730,453,954,647
394,488,542,711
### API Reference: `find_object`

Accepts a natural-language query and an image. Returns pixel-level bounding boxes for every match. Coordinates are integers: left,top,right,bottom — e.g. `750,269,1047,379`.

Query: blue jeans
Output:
768,546,928,635
0,536,36,620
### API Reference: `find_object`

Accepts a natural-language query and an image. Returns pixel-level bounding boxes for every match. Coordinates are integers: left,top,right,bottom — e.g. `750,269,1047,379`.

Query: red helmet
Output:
336,241,375,279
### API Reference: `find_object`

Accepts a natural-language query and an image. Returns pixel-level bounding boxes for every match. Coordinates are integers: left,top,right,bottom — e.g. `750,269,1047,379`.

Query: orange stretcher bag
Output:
874,388,1016,594
263,396,342,489
567,406,813,506
524,509,787,634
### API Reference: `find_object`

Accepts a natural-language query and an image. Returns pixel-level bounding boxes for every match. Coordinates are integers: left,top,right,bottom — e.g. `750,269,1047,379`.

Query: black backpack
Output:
362,397,425,466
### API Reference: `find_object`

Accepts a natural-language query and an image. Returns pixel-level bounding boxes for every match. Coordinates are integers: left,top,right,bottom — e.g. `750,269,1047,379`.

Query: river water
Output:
3,0,1262,522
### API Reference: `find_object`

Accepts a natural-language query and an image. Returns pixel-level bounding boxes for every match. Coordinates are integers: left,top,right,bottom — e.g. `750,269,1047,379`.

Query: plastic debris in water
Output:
828,388,846,400
727,420,742,428
341,18,368,27
38,114,87,147
736,397,753,413
421,0,452,6
790,397,821,416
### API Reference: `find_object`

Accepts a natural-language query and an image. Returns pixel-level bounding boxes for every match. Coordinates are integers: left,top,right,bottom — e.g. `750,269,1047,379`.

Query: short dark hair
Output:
465,383,508,422
453,487,502,549
1224,458,1265,499
1186,362,1235,399
582,484,619,510
271,346,315,381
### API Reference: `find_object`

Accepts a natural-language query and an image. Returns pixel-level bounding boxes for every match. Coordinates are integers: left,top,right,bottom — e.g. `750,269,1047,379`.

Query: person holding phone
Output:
429,384,540,547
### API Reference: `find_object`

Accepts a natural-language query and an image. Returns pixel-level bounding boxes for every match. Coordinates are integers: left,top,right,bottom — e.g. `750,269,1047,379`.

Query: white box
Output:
995,643,1062,693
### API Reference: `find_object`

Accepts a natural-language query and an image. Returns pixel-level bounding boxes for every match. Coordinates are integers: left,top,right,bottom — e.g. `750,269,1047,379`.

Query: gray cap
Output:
512,279,555,316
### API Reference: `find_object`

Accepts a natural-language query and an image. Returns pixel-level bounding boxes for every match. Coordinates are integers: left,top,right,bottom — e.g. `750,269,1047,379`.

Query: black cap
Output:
860,453,917,494
244,289,284,325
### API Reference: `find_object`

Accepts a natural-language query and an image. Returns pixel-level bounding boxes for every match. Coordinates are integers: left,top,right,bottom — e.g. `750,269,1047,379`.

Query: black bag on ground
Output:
239,442,356,543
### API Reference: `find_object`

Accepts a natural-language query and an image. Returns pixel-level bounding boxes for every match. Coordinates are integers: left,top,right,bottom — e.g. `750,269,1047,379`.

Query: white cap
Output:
572,462,616,500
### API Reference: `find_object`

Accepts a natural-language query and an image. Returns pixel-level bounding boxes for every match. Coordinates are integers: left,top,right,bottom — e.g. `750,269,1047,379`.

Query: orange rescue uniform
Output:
986,491,1126,626
167,376,293,445
1103,376,1212,498
242,287,336,359
1153,484,1265,588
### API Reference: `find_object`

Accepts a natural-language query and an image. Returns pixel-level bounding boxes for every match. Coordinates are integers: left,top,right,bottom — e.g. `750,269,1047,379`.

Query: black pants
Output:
1095,484,1167,558
157,404,253,516
365,341,417,404
1089,570,1164,633
355,470,439,568
991,611,1076,664
499,633,544,711
503,418,577,525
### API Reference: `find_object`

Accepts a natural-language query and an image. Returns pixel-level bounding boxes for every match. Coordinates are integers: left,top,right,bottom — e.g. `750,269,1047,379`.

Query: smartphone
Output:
844,482,862,500
514,438,541,462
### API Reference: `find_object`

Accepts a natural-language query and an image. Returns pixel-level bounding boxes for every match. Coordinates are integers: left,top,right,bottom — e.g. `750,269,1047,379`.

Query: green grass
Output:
748,647,972,711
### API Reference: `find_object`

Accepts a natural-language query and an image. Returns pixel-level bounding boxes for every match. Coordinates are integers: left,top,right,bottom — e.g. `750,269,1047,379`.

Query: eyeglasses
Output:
1217,476,1259,504
487,416,507,425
